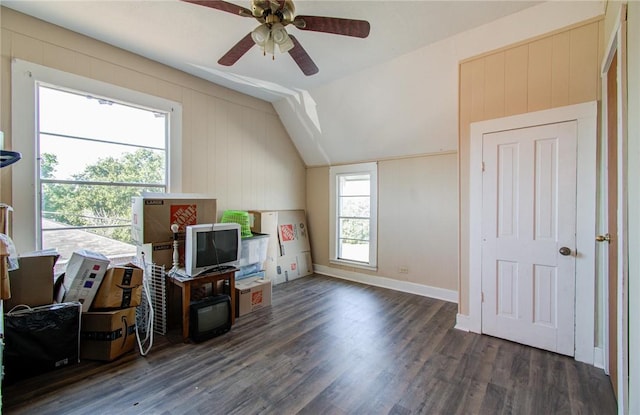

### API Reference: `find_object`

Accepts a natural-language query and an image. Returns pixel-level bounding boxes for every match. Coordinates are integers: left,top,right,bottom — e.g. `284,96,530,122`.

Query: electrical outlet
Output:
399,266,409,274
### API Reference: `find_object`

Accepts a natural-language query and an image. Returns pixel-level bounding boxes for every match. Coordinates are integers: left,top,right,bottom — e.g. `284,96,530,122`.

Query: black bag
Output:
4,302,81,384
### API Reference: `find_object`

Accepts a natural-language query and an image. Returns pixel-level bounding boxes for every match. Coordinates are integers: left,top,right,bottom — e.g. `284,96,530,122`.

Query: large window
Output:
12,59,182,263
38,85,167,263
330,162,378,269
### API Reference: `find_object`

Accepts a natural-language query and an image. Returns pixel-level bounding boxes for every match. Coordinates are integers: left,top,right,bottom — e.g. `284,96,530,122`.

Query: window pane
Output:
42,182,163,229
39,86,166,149
339,196,370,217
339,239,370,263
38,84,168,265
339,218,370,242
40,135,165,183
42,227,136,265
339,174,370,196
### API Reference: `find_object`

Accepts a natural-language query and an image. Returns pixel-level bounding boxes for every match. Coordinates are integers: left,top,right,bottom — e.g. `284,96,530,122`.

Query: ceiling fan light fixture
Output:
277,34,294,53
264,35,275,55
251,23,270,46
270,23,293,53
270,23,286,43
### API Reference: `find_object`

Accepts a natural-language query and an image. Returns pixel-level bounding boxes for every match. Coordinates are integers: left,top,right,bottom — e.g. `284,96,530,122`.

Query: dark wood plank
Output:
2,274,617,415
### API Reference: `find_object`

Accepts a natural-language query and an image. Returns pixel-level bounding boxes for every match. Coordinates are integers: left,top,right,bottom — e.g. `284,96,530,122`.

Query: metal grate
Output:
135,260,167,336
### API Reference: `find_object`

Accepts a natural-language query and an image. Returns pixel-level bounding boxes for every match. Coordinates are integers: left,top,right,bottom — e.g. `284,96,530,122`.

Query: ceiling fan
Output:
182,0,371,76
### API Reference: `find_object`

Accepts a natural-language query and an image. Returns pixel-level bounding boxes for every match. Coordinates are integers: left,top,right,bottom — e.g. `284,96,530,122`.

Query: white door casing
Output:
481,122,577,356
464,101,598,365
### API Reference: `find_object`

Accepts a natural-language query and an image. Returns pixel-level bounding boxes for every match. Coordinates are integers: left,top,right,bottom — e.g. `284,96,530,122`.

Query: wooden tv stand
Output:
167,267,237,342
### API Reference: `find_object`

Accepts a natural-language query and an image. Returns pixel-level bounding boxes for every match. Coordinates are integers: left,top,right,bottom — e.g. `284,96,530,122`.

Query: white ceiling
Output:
3,0,541,102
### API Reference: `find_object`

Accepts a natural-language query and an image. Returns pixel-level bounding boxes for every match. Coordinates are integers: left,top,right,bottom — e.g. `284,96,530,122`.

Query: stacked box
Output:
249,210,313,285
91,264,144,309
62,250,110,312
131,195,217,245
236,232,269,280
136,241,183,270
235,276,272,317
132,195,216,330
81,307,137,361
5,253,59,310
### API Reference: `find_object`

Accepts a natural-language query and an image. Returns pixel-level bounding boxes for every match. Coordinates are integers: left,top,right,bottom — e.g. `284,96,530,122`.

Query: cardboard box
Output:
136,241,184,270
63,250,110,312
92,264,143,309
276,251,313,285
276,210,311,256
235,277,272,317
131,195,217,245
5,253,58,310
81,307,137,361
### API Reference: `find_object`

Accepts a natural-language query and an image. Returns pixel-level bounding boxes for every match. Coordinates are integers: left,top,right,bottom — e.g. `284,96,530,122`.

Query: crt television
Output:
190,294,231,342
185,223,242,277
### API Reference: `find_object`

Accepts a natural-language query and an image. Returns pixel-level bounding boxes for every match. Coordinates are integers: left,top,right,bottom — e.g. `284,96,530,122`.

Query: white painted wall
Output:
275,1,605,167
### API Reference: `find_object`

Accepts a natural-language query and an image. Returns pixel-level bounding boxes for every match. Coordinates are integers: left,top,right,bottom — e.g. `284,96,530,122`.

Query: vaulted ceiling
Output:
4,1,603,166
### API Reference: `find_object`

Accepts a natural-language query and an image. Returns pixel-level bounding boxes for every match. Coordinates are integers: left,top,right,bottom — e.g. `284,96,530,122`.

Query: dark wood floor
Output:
3,274,617,414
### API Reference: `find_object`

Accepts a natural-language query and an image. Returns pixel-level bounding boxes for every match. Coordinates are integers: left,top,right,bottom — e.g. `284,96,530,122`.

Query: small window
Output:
330,162,378,269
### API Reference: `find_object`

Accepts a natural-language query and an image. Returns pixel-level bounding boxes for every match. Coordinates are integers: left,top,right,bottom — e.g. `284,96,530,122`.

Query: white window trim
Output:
329,162,378,270
11,59,182,254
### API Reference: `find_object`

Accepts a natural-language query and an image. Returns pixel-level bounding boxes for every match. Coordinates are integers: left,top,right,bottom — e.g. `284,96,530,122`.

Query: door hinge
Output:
481,292,484,303
482,161,485,172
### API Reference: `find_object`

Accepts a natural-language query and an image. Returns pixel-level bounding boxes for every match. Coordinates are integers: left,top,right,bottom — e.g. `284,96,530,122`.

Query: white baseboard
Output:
313,264,458,303
455,313,471,332
593,347,605,369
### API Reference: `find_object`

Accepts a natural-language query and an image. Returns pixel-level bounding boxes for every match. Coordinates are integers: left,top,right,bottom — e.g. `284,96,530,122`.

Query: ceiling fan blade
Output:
218,33,255,66
293,15,370,38
181,0,253,18
287,35,318,76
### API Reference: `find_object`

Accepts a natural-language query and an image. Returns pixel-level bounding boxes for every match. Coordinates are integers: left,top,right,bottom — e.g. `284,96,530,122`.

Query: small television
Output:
190,294,232,342
185,223,242,277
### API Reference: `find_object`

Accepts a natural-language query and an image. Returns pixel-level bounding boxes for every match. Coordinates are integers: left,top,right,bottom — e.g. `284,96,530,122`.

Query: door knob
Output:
596,233,611,243
559,247,571,256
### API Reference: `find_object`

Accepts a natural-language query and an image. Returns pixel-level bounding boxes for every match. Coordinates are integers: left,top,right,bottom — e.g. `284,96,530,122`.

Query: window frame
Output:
11,59,182,254
329,162,378,270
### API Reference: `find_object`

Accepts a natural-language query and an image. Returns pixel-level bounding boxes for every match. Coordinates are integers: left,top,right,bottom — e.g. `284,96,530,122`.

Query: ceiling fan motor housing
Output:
251,0,295,24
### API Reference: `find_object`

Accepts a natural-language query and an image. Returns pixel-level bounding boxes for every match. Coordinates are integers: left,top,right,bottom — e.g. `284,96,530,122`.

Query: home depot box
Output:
131,195,217,245
136,241,184,270
275,251,313,285
235,276,272,317
5,253,59,310
92,264,143,309
81,307,137,361
276,210,311,256
63,250,110,312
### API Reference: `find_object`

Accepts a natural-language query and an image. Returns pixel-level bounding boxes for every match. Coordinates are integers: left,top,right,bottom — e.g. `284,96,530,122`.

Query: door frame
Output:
467,101,598,365
601,4,628,412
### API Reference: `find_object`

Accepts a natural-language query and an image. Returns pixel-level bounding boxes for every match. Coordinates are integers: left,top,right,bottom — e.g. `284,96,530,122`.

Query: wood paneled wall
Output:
458,18,603,314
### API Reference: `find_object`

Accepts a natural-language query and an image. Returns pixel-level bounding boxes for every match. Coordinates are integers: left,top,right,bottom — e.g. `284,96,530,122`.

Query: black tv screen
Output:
190,295,231,342
196,229,239,268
